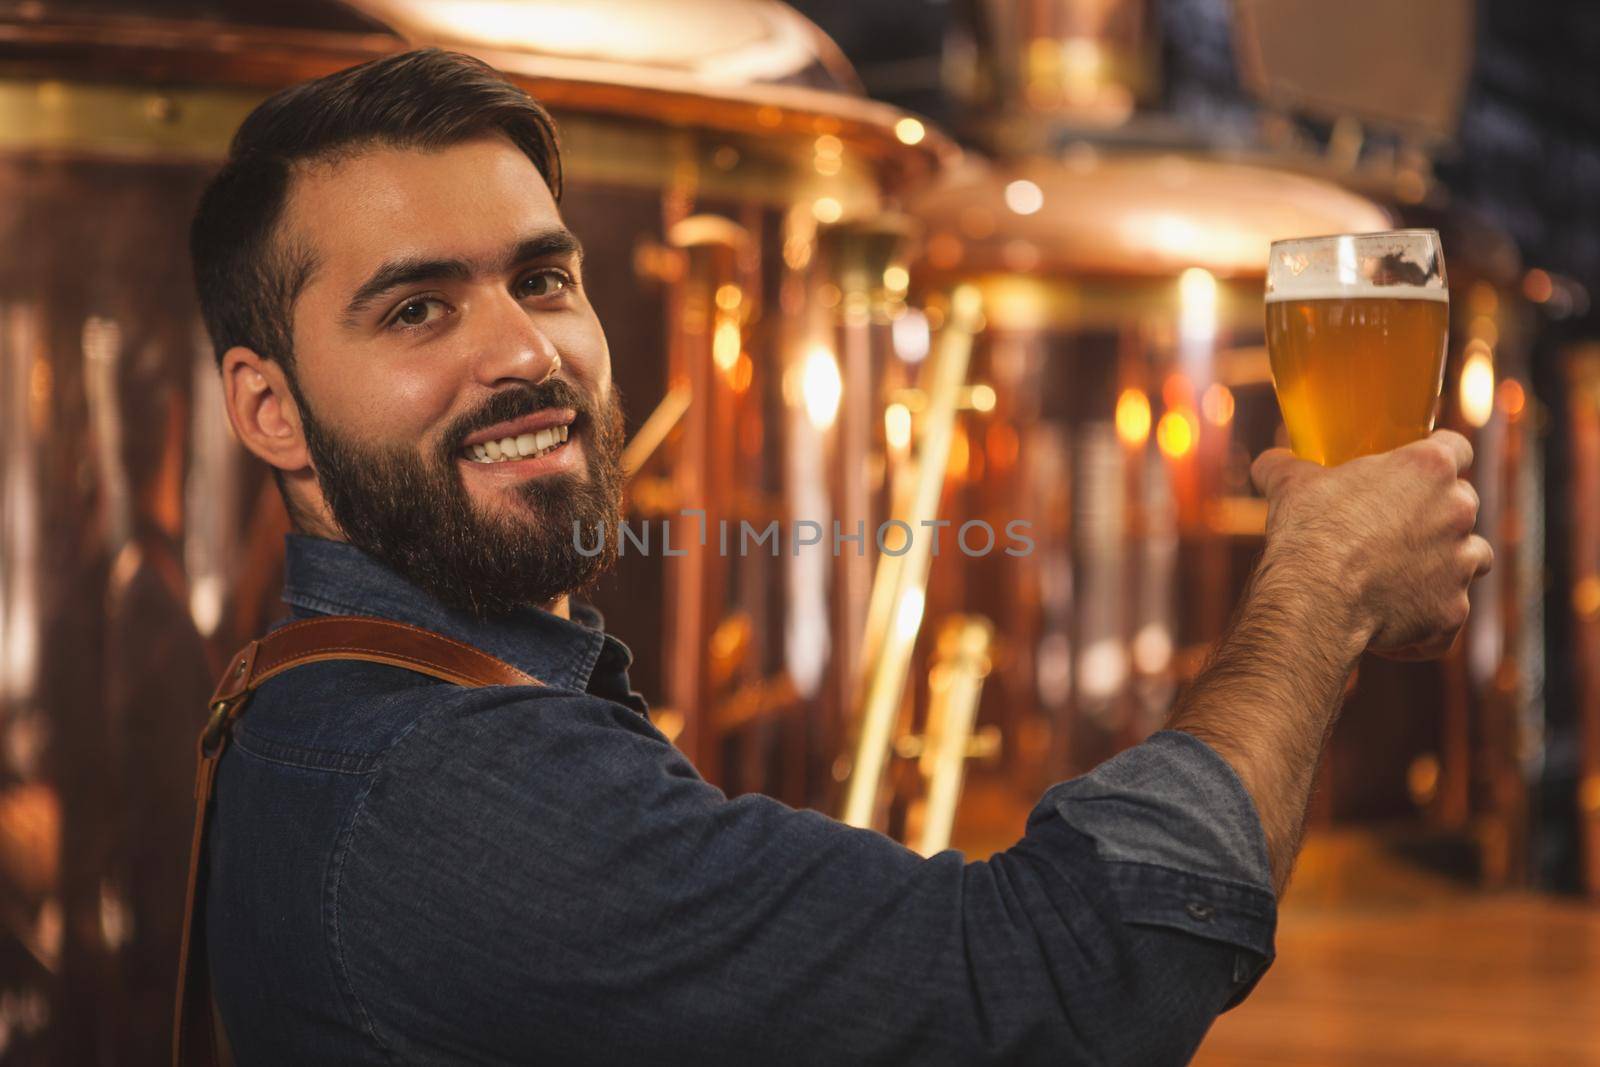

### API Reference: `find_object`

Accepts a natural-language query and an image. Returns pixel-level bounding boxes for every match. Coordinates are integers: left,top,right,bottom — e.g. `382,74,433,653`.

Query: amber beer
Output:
1265,230,1449,467
1266,291,1448,466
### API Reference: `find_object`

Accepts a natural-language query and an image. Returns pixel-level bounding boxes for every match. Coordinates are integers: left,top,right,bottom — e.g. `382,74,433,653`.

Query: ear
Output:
220,345,311,474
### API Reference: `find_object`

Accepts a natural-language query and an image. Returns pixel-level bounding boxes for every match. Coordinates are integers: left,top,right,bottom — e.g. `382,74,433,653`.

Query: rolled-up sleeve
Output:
335,693,1277,1066
1039,729,1277,1007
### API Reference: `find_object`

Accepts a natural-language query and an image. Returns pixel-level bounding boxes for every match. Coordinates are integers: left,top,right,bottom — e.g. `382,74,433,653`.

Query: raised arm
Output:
327,432,1487,1066
334,688,1274,1066
1168,429,1493,895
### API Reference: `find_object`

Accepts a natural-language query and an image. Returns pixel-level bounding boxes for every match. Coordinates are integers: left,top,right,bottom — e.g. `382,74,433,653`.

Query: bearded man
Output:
188,47,1491,1066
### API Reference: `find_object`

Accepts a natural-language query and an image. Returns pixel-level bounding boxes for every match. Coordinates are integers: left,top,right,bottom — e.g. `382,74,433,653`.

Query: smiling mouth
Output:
460,423,571,464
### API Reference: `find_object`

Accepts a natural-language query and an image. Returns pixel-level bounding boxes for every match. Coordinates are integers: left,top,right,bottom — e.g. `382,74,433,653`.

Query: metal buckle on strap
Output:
202,640,260,758
200,697,242,759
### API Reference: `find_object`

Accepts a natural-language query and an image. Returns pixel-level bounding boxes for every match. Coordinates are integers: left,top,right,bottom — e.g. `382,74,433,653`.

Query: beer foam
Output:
1265,285,1449,303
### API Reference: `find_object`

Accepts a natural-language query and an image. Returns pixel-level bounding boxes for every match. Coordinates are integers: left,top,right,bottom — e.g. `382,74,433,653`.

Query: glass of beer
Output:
1265,229,1449,466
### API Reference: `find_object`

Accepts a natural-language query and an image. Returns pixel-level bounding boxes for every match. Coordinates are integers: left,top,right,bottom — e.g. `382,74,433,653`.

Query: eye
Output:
520,268,574,298
389,296,448,333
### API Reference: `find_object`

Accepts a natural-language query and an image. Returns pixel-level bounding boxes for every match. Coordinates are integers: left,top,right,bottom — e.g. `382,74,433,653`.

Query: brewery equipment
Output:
879,0,1542,877
0,2,948,1059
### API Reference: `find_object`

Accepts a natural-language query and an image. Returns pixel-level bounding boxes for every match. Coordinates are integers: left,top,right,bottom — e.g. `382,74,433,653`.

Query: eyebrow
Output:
338,228,584,329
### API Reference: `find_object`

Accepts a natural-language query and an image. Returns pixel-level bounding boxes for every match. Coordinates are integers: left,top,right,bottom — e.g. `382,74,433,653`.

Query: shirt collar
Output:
279,533,634,698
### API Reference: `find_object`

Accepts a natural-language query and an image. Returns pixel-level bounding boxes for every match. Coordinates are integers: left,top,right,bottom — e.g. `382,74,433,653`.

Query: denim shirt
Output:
207,535,1277,1066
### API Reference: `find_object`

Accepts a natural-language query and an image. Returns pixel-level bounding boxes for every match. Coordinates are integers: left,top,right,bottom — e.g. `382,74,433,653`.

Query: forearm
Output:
1166,547,1369,895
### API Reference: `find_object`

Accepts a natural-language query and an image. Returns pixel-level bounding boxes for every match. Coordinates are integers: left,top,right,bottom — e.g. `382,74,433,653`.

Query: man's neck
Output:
288,525,575,621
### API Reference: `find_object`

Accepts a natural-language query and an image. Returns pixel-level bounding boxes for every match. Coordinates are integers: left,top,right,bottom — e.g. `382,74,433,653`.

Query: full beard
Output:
298,377,625,618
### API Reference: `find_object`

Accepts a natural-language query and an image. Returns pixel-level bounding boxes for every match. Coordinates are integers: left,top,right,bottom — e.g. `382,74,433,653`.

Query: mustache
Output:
438,378,591,457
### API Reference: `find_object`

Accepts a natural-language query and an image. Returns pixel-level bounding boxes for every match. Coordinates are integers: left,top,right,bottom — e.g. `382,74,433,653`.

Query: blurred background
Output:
0,0,1597,1063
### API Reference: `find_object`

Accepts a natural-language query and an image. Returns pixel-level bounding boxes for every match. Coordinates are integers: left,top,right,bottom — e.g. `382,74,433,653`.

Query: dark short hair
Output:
189,46,563,376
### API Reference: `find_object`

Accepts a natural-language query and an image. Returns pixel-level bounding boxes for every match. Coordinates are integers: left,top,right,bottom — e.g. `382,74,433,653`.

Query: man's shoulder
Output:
380,678,669,775
236,649,655,770
331,667,698,863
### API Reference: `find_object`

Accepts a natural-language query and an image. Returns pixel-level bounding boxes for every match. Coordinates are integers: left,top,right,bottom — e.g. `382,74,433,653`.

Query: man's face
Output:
279,134,622,615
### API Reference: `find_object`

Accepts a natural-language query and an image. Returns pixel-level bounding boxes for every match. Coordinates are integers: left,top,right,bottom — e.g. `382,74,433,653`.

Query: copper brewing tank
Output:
0,2,948,1060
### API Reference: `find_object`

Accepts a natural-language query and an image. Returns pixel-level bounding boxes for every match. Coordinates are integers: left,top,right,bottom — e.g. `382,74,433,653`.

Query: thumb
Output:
1251,448,1317,498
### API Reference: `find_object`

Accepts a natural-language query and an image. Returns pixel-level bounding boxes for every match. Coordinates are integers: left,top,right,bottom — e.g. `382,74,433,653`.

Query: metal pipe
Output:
841,284,982,829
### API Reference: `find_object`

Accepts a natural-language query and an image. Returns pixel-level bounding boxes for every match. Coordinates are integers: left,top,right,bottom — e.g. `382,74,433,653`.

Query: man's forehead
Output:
285,137,562,298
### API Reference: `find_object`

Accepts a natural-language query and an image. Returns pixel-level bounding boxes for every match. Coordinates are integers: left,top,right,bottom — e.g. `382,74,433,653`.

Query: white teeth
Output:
462,423,574,463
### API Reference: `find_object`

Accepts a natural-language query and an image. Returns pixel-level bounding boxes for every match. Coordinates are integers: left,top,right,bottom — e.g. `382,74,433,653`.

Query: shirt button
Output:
1185,901,1216,922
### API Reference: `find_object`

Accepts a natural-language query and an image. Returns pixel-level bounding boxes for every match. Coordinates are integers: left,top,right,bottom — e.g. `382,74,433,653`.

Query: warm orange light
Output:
894,117,926,146
1469,282,1499,317
884,402,912,450
987,421,1019,470
1498,378,1526,419
789,344,842,429
1523,269,1553,304
730,352,753,394
1004,179,1044,216
1178,268,1217,345
1162,373,1193,411
1459,349,1496,428
948,423,971,480
1115,388,1152,446
925,233,964,270
712,316,742,372
895,587,926,641
1576,576,1600,622
1470,315,1499,348
811,197,843,224
1157,410,1197,459
1201,383,1235,426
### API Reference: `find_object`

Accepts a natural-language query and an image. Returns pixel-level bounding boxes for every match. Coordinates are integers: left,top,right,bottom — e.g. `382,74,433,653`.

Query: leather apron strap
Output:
173,616,540,1067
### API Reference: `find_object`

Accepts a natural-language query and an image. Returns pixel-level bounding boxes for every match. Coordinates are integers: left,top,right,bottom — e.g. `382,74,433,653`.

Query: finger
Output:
1251,448,1318,498
1428,429,1474,475
1465,533,1494,578
1448,480,1482,535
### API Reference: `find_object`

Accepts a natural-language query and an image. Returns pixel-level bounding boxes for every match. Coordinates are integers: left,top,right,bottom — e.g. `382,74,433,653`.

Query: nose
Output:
468,288,562,388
